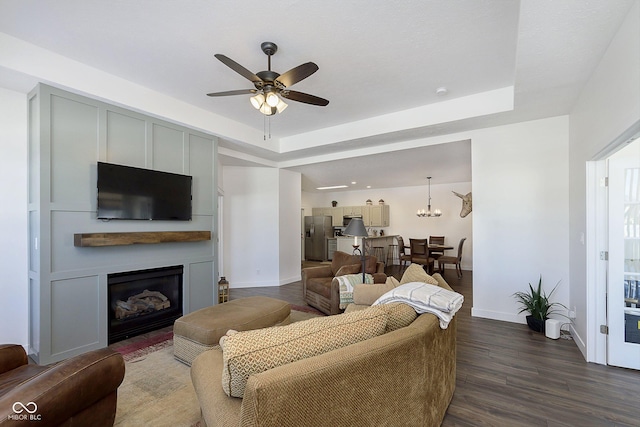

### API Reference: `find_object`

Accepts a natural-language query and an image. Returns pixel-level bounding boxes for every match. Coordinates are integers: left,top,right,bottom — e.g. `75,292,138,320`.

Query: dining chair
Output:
409,238,435,274
438,237,467,278
428,235,446,267
397,236,412,273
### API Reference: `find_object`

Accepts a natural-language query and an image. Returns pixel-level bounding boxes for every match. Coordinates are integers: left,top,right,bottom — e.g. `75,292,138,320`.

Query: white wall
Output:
279,169,302,284
472,116,570,324
302,117,571,327
303,182,473,270
223,166,280,288
0,87,28,346
569,2,640,361
222,166,302,288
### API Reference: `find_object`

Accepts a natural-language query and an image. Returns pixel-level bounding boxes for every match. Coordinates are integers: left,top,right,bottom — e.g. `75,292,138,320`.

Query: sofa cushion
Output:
219,306,389,397
335,263,361,276
344,303,417,332
400,263,439,285
387,276,401,287
362,256,379,274
331,251,357,276
378,303,418,332
331,251,378,275
353,277,398,306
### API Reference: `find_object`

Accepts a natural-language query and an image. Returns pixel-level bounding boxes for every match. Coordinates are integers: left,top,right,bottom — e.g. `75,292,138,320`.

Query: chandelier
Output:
417,177,442,217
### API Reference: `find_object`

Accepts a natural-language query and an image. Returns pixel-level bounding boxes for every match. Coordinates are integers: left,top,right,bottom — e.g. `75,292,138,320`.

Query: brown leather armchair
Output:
302,251,386,315
0,344,125,427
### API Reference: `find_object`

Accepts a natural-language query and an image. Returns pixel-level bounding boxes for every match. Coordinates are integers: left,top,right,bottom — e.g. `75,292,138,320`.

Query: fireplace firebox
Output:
108,265,183,344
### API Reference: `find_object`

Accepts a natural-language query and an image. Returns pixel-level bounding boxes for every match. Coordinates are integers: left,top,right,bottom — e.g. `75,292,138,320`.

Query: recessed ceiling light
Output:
351,181,357,185
366,185,371,189
316,185,348,190
436,87,448,96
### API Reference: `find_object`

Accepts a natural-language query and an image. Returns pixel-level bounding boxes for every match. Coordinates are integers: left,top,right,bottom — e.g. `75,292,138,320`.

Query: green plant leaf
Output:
513,275,568,321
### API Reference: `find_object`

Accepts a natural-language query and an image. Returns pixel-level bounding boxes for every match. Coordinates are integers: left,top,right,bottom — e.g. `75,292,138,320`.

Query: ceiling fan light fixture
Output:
209,42,329,119
275,98,288,113
265,91,280,107
259,103,275,116
250,93,265,109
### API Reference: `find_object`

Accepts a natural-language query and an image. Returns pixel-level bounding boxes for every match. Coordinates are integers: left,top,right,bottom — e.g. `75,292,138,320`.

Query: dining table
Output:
427,244,454,252
403,242,454,252
405,239,454,274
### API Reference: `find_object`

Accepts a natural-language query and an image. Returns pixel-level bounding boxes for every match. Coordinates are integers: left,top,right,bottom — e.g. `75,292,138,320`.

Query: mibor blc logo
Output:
9,401,42,421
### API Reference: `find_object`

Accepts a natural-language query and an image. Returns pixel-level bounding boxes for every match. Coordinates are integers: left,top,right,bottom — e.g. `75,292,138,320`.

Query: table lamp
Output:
343,217,368,282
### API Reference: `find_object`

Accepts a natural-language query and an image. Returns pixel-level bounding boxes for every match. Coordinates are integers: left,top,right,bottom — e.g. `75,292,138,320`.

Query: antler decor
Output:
453,191,472,218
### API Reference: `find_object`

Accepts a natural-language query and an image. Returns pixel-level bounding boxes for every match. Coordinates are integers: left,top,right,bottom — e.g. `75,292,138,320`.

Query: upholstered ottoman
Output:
173,296,291,366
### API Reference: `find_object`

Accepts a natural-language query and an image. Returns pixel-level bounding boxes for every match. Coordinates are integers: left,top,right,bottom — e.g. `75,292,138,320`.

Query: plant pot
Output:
526,315,546,333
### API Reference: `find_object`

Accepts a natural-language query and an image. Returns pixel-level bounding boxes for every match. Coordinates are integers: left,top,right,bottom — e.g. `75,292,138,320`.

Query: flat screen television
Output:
97,162,192,221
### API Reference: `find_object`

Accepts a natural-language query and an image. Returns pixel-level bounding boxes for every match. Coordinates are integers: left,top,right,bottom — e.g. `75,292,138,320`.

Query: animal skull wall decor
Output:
453,191,472,218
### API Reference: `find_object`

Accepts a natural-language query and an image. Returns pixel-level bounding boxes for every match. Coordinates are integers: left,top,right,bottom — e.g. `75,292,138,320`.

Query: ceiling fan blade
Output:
206,89,256,97
281,90,329,106
276,62,319,88
214,54,262,84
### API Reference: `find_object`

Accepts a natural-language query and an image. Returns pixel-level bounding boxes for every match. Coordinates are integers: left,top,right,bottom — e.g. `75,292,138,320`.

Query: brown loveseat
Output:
0,345,125,427
302,250,386,315
191,273,457,427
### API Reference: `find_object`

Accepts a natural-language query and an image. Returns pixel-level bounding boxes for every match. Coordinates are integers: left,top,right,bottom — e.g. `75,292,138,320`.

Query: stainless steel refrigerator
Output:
304,216,333,261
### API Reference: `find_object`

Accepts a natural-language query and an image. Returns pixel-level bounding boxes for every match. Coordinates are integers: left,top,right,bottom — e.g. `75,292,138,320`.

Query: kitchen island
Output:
336,235,398,265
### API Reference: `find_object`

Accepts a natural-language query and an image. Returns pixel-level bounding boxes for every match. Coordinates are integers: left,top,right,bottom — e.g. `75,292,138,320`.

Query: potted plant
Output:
513,276,566,333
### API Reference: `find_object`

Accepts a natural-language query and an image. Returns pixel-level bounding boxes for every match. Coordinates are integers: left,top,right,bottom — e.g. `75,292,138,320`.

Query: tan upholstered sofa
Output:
302,250,386,315
191,272,457,427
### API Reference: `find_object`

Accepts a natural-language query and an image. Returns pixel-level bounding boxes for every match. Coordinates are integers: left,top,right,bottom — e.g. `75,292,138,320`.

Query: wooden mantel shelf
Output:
73,231,212,247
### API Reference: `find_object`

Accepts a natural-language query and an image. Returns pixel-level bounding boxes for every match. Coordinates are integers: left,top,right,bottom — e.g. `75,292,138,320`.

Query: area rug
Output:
116,330,174,362
114,309,321,427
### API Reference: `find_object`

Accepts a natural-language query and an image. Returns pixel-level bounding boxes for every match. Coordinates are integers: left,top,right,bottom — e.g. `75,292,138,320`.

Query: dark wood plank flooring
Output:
229,266,640,426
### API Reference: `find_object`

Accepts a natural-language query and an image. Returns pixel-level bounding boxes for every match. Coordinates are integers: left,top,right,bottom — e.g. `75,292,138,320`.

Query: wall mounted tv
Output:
97,162,192,221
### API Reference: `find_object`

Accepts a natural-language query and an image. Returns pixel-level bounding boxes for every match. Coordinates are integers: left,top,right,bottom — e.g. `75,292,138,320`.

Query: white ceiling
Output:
0,0,635,191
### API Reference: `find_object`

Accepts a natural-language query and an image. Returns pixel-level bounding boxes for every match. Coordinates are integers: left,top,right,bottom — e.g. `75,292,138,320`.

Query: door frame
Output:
586,160,608,364
587,120,640,365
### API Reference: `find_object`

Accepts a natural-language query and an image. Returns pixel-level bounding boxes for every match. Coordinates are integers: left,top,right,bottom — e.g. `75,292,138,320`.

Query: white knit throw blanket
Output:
336,273,373,309
372,282,464,329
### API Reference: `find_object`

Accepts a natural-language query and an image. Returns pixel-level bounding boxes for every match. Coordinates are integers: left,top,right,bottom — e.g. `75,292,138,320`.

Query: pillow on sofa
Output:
331,251,379,275
219,307,388,397
400,263,438,285
378,303,418,332
331,251,357,275
335,263,361,276
353,276,399,305
387,276,400,287
363,256,378,274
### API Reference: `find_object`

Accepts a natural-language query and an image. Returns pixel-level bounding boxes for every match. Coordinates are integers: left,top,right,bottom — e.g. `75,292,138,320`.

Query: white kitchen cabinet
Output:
310,207,342,227
331,207,343,225
368,205,390,227
313,204,390,227
343,206,363,216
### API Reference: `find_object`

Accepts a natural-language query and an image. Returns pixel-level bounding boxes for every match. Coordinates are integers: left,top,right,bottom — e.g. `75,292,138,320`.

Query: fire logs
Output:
114,289,170,320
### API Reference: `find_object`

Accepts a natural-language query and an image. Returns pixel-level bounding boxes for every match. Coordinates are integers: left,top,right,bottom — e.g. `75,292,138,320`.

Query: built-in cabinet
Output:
28,84,217,364
312,205,390,227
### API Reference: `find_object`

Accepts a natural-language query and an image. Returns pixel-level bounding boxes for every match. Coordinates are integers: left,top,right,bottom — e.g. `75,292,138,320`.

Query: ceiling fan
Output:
207,41,329,116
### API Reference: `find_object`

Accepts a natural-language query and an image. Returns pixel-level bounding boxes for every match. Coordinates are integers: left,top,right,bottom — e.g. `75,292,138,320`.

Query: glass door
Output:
607,139,640,369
